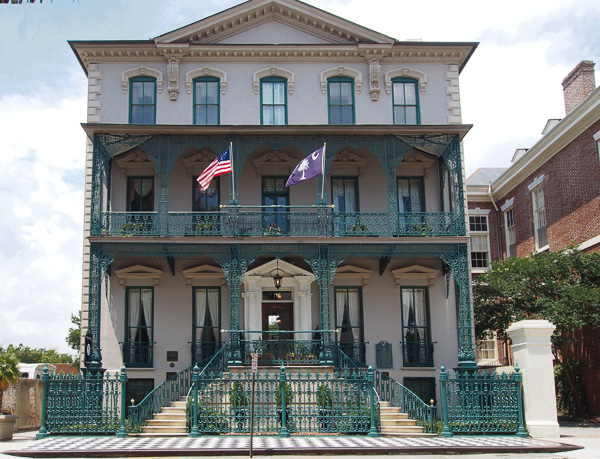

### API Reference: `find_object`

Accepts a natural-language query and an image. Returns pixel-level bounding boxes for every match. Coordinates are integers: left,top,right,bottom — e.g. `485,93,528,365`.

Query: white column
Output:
242,276,262,340
507,319,559,438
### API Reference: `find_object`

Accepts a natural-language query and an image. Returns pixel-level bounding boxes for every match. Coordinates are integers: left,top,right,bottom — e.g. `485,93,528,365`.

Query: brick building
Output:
467,60,600,413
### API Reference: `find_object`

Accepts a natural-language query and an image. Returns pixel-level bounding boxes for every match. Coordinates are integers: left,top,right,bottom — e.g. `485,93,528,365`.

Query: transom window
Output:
261,77,287,125
392,78,419,125
469,215,490,269
328,77,355,125
127,177,154,212
129,77,156,124
193,77,220,125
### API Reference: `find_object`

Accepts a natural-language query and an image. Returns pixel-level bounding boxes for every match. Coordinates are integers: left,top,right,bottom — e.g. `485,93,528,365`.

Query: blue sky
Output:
0,0,599,354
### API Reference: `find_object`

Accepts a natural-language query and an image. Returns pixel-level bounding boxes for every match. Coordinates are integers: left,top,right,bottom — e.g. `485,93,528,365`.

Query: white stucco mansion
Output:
70,0,478,406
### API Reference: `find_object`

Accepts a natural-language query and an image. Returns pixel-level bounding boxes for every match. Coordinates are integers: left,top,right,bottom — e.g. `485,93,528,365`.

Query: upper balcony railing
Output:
94,207,462,238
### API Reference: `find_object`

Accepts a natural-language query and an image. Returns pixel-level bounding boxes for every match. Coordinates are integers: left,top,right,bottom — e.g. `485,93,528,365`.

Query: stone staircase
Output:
139,398,188,436
378,401,435,436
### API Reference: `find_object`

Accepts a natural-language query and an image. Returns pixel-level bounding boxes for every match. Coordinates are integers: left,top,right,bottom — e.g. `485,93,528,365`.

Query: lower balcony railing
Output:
401,341,435,367
95,209,461,238
122,342,153,367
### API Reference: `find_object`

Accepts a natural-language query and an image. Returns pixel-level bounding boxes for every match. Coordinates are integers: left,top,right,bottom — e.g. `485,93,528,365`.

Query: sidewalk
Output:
0,422,597,458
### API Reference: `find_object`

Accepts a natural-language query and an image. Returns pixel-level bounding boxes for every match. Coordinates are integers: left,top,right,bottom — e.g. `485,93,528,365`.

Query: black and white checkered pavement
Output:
4,434,580,457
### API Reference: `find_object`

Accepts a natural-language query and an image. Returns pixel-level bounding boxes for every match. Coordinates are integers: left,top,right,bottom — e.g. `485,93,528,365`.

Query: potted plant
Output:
229,381,249,432
316,384,333,431
0,353,20,441
276,381,293,428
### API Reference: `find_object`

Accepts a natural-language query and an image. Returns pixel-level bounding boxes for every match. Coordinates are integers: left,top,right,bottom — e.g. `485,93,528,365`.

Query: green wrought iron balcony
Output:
93,209,463,238
401,341,435,367
122,341,153,367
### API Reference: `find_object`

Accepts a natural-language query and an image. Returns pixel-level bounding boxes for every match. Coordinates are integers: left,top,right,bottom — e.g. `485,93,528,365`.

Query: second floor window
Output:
505,208,517,257
392,78,420,125
469,215,490,269
193,287,220,364
261,77,287,125
335,287,365,362
130,77,156,124
193,178,219,211
398,177,424,212
328,77,355,124
194,77,219,125
127,177,154,212
532,185,548,249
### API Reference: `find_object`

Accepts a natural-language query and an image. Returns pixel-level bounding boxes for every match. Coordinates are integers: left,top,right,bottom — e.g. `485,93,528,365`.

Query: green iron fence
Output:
439,364,527,436
188,364,379,436
37,367,123,436
94,208,461,238
240,339,321,365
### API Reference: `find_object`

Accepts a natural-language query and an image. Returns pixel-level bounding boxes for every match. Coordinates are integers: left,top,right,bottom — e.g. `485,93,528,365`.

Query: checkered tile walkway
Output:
4,435,580,457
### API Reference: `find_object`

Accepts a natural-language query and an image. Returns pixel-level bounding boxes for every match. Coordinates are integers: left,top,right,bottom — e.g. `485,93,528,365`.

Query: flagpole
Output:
230,142,235,202
320,143,326,201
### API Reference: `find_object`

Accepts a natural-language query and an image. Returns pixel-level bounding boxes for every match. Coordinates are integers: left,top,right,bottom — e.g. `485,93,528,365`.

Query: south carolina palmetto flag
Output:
285,145,326,188
197,147,233,191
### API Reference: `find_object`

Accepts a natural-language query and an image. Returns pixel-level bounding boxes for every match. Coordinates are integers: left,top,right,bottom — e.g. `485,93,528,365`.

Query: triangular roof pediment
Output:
182,264,226,287
155,0,396,46
245,259,313,278
391,265,439,288
114,265,163,288
335,264,372,288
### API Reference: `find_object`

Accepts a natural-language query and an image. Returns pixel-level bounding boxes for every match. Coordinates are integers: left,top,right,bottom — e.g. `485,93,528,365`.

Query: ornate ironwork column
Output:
441,245,476,368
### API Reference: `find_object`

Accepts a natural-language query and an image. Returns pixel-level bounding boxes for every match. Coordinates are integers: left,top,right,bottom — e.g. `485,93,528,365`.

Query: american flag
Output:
197,147,232,191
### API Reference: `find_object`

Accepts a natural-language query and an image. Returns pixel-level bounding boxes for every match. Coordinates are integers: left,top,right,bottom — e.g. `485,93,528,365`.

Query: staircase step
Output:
146,419,187,427
380,418,418,426
142,426,188,434
154,413,186,421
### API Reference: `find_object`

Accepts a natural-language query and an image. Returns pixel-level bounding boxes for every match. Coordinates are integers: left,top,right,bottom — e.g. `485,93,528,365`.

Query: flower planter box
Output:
0,414,19,441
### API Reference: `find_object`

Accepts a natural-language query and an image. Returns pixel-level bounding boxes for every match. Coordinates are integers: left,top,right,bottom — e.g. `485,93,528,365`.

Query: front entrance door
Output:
262,303,294,340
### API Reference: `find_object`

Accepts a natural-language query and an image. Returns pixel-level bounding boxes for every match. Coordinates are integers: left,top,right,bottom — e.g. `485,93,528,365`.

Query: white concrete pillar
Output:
507,319,559,438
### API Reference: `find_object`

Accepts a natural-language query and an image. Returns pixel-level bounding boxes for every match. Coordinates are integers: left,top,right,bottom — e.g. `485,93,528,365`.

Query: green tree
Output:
0,353,20,414
0,344,73,364
66,311,81,351
473,247,600,418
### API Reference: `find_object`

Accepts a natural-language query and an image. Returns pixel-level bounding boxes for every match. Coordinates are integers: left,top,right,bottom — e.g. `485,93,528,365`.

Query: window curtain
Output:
195,289,207,330
336,290,346,328
133,179,153,199
207,289,219,342
348,289,360,341
141,289,153,342
128,290,141,343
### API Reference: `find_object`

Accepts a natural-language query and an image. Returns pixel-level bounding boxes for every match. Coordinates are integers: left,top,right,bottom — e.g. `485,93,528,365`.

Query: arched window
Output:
193,76,220,125
392,77,420,125
129,76,157,124
260,77,287,125
328,76,355,125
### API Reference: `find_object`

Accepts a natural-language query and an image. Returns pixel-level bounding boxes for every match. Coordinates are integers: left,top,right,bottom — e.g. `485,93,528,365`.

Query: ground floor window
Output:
335,287,365,363
400,286,433,366
124,287,154,367
193,287,220,365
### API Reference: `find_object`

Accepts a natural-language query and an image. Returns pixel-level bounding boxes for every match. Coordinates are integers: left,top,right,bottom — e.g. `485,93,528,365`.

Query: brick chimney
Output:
562,60,596,115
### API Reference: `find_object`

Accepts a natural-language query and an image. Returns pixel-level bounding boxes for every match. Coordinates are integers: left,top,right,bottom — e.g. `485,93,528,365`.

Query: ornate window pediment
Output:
121,67,163,95
384,68,427,95
321,67,362,95
397,149,436,178
391,265,439,288
253,67,295,95
182,150,218,178
185,67,227,95
182,265,225,287
335,265,372,288
252,150,298,177
115,150,155,179
115,265,163,289
330,150,368,177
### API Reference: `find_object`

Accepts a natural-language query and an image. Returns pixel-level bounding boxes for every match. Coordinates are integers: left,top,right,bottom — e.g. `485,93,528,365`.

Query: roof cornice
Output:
69,40,477,75
491,87,600,200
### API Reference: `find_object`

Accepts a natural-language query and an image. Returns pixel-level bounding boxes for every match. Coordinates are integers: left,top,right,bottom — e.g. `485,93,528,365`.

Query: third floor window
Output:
392,77,420,125
129,77,156,124
328,77,355,124
193,77,220,125
261,77,287,125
